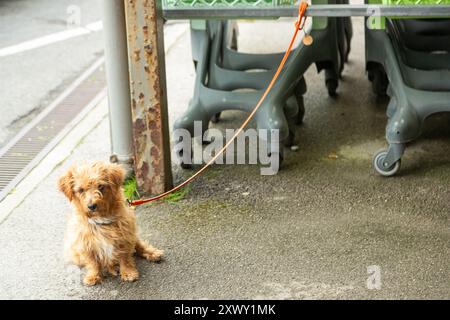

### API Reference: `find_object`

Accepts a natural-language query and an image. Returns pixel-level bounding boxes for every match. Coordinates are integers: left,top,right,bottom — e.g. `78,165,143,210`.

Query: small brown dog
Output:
58,161,163,286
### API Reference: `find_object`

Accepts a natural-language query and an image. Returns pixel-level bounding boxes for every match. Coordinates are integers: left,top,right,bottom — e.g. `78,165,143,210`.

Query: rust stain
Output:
148,120,157,130
151,161,162,182
133,49,141,62
138,92,145,105
147,111,156,123
150,129,162,148
148,105,157,113
144,44,153,56
150,146,159,158
137,161,149,191
143,25,148,39
132,135,141,158
133,118,147,137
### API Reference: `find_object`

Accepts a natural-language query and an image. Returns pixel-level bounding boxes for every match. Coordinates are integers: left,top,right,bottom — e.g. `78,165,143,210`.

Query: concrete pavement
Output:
0,18,449,299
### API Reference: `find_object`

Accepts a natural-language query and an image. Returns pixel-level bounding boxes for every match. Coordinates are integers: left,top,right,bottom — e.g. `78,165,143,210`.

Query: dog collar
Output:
88,217,115,226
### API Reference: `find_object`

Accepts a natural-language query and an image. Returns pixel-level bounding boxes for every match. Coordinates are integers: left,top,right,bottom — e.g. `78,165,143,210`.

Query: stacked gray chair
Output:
174,0,353,168
366,16,450,176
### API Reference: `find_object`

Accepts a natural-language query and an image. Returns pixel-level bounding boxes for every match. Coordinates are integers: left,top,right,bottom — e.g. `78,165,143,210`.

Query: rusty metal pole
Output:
124,0,173,195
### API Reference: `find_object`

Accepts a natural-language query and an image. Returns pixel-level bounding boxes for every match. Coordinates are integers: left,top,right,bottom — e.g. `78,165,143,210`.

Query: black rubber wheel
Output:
373,150,401,177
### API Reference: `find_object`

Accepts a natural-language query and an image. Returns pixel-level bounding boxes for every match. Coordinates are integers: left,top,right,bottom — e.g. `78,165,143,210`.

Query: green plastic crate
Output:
164,0,329,29
163,0,296,8
368,0,450,29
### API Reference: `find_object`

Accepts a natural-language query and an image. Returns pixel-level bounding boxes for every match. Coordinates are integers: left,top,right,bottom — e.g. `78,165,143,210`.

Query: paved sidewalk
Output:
0,19,449,299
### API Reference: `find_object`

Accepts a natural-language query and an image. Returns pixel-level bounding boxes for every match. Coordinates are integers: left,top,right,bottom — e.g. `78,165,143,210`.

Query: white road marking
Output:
0,21,103,58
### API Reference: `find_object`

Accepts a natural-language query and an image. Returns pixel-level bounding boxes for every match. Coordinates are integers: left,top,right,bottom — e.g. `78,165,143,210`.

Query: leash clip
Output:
295,16,307,31
295,1,308,31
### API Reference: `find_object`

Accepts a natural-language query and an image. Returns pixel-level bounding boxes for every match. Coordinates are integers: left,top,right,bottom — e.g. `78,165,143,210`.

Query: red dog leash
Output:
129,2,309,207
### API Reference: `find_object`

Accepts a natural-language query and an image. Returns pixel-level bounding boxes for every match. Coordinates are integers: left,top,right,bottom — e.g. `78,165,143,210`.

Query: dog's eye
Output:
78,188,84,194
98,185,104,191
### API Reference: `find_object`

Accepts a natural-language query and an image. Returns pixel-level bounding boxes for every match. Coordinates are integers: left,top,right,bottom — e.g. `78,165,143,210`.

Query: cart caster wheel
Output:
373,150,401,177
295,95,305,125
211,112,221,124
326,79,338,97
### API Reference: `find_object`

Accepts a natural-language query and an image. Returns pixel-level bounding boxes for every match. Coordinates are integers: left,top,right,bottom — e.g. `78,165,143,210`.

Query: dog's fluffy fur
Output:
58,161,163,286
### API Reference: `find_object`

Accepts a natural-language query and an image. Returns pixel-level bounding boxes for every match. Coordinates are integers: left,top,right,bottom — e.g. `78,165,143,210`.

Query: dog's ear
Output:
58,167,75,201
107,163,126,188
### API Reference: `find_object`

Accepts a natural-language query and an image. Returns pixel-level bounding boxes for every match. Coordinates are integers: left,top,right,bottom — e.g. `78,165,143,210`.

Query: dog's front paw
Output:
121,269,139,282
143,249,164,262
83,274,102,286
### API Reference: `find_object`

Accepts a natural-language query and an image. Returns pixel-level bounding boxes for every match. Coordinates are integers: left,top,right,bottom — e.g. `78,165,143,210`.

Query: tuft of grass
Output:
123,176,192,204
123,176,140,201
162,184,192,204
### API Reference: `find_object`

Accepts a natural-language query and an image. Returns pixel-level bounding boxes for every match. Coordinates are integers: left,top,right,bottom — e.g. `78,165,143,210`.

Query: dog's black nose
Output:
88,204,97,211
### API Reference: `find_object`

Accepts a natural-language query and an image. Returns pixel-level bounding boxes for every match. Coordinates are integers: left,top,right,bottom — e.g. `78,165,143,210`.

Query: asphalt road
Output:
0,0,104,148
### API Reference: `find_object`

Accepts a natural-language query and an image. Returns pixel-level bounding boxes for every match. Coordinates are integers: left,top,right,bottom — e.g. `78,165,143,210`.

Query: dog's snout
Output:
88,203,97,211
